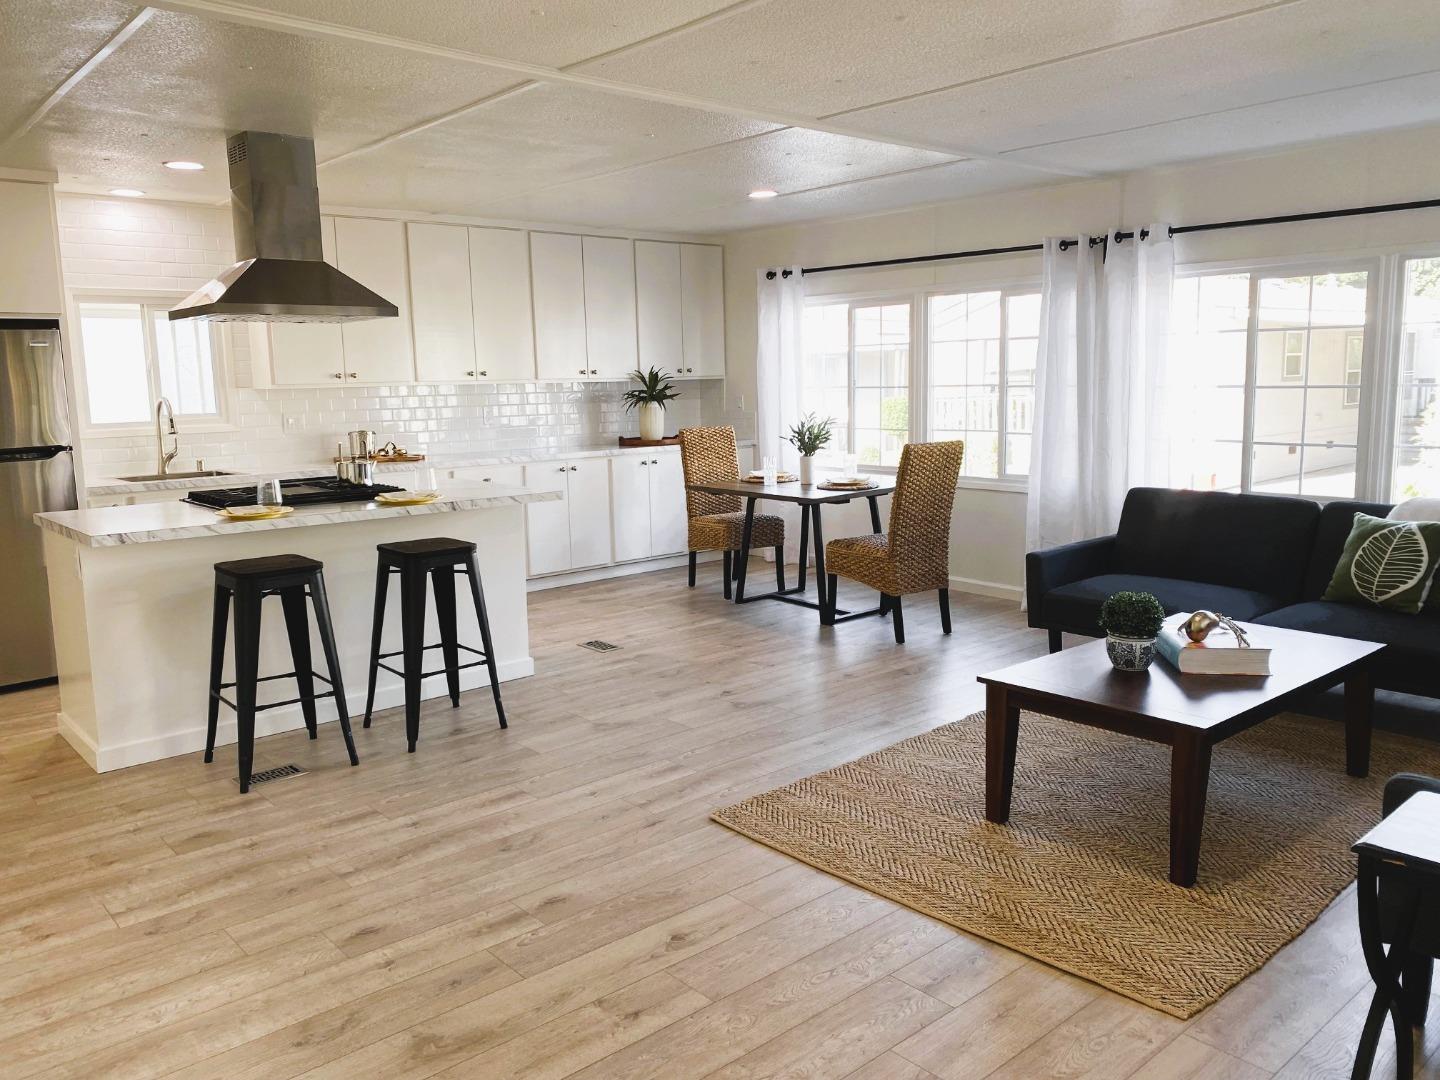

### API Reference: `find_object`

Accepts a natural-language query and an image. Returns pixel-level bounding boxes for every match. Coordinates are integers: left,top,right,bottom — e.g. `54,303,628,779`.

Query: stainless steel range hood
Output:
169,131,398,323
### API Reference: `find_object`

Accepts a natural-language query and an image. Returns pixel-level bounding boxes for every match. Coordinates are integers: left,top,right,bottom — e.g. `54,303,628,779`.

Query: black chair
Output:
363,538,507,752
206,554,359,793
1377,773,1439,1025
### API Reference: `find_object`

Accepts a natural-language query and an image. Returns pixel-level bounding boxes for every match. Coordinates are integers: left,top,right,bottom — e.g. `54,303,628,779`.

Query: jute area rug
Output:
713,709,1440,1019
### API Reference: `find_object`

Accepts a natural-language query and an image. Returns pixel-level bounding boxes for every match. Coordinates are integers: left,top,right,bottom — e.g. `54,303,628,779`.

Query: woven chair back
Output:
888,440,965,571
678,426,742,518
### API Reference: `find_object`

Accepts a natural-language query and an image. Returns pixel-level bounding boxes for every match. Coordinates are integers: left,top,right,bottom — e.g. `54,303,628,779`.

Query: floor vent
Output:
579,639,620,653
243,763,307,787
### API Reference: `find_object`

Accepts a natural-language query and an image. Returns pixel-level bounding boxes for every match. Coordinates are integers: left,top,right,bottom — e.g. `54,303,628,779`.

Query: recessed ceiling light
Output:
108,188,145,198
162,160,204,171
748,189,779,200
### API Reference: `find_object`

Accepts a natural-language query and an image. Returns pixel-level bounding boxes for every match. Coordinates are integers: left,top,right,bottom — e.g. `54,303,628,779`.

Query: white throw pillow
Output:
1388,497,1440,522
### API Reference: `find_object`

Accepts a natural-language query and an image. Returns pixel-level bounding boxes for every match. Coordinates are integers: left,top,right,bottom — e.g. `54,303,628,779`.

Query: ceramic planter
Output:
1106,634,1156,672
799,455,815,485
638,401,665,441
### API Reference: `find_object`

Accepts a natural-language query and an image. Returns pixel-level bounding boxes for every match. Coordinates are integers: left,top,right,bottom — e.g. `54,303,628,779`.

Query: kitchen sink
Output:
117,470,236,482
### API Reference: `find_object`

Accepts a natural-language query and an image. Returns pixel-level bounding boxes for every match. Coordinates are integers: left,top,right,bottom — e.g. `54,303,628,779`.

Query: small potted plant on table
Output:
787,413,834,485
1098,590,1166,672
623,367,681,441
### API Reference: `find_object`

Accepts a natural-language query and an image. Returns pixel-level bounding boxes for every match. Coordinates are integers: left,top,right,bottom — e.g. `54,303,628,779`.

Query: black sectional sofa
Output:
1026,486,1440,697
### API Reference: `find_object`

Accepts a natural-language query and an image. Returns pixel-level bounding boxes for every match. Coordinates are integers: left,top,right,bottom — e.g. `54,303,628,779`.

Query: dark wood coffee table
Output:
977,622,1383,887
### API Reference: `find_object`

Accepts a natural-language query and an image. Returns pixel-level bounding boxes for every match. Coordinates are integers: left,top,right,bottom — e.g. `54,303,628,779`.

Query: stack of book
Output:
1153,613,1272,676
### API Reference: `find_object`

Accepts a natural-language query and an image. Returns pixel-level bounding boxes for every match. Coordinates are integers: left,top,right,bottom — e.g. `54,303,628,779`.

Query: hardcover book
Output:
1153,613,1272,676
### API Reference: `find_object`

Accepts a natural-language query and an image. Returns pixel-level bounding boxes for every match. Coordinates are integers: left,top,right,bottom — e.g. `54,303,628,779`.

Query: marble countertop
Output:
83,443,697,496
37,482,560,548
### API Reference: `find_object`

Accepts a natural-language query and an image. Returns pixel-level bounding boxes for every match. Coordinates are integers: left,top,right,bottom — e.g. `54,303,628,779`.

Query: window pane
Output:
152,312,218,416
1173,441,1243,492
1007,293,1040,338
1394,258,1440,499
1257,276,1311,329
78,302,150,425
1299,443,1357,497
1250,443,1301,494
1253,387,1305,444
1304,388,1359,445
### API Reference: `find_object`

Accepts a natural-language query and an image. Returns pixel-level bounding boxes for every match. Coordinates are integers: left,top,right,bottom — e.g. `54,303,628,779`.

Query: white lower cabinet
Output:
612,451,686,562
522,459,613,576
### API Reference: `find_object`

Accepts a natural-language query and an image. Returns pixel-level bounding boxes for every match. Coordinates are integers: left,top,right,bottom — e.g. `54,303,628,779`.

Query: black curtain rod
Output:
766,196,1440,278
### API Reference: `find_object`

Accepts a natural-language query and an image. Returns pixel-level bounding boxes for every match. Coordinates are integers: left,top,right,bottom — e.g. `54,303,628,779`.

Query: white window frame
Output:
799,291,919,474
68,290,235,436
919,281,1040,489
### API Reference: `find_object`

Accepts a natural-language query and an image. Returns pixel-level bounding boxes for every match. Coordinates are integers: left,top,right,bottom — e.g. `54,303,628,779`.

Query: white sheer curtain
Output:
1026,226,1175,553
755,266,806,559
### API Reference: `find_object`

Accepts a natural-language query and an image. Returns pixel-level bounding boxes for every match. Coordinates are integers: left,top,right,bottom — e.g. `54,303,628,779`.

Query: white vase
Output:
799,455,814,485
638,402,665,441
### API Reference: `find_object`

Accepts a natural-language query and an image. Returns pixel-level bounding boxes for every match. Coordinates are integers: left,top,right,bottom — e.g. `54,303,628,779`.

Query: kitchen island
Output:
34,482,560,772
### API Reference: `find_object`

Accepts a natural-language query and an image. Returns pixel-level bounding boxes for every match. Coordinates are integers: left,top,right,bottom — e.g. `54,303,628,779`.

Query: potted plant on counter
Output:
1098,590,1166,672
787,413,834,485
622,367,681,441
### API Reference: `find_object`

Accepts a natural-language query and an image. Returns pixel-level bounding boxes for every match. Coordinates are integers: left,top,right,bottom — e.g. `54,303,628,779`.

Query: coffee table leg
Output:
985,683,1020,824
1345,665,1374,779
1169,731,1212,887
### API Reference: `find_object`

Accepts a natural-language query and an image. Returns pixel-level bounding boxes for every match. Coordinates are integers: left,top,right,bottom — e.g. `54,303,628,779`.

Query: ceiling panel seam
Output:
0,6,158,151
141,0,1092,177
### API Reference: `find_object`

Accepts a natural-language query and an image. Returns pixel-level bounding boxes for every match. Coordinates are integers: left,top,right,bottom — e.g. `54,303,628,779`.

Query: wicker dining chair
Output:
678,426,785,598
823,440,964,643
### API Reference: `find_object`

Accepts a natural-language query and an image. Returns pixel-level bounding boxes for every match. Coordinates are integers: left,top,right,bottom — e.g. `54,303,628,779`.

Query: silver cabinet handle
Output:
480,370,488,376
651,459,659,464
332,372,344,379
590,368,598,375
640,460,648,467
347,372,358,379
482,477,491,482
570,465,578,471
579,368,587,375
558,466,567,472
466,370,476,377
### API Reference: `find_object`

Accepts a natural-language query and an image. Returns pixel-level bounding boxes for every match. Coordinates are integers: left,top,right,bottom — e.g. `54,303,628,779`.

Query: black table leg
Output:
1346,664,1374,778
797,504,809,593
733,496,756,603
868,493,882,534
1353,854,1420,1080
812,503,830,625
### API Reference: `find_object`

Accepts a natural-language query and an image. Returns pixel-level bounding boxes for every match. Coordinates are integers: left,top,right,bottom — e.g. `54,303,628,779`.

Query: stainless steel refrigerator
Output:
0,319,77,688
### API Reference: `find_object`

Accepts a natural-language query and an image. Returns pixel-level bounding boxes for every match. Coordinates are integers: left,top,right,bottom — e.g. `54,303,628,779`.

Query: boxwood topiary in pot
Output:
1097,590,1166,672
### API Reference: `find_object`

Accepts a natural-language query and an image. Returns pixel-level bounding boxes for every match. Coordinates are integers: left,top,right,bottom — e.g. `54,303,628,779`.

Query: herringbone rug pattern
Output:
713,709,1440,1018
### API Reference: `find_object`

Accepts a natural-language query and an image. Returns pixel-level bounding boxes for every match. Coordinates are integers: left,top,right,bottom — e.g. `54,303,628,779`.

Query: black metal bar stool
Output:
206,554,358,793
362,538,507,752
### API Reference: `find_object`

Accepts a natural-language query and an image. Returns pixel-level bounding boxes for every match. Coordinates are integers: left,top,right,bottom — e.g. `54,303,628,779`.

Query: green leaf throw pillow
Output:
1324,513,1440,614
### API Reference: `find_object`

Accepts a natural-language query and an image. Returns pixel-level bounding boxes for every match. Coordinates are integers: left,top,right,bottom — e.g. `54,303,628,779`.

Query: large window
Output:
74,299,224,429
801,300,910,466
927,288,1037,479
1394,258,1440,499
1169,269,1370,497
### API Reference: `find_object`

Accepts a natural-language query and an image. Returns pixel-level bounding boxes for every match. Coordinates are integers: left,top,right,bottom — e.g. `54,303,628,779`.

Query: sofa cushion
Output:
1255,601,1440,695
1322,513,1440,614
1042,573,1288,637
1113,487,1319,601
1302,500,1393,600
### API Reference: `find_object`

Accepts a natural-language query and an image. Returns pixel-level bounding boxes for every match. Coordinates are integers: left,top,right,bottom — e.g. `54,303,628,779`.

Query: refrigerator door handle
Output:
0,445,72,463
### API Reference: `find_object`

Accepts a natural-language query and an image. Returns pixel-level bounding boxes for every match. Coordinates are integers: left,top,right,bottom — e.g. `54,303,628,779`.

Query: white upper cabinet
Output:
469,227,535,381
0,181,63,316
530,232,589,381
581,235,638,380
335,216,414,383
680,243,725,378
408,222,475,383
635,240,683,377
269,215,345,385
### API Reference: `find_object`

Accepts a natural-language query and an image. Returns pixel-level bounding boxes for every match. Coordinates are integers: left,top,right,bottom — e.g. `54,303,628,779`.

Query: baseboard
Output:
70,656,534,773
948,575,1024,603
528,551,721,591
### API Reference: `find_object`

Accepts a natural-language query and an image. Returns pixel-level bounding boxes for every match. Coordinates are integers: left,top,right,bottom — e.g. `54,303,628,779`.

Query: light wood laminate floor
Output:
1,563,1438,1079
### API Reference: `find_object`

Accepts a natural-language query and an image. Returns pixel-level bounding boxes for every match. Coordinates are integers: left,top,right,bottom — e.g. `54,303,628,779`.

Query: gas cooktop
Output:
185,476,403,509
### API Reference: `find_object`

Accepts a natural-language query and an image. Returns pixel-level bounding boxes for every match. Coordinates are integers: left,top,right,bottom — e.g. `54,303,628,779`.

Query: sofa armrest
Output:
1025,535,1116,625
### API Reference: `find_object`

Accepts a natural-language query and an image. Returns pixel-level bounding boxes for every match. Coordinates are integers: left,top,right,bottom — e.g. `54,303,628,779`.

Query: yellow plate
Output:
375,491,442,506
217,505,294,520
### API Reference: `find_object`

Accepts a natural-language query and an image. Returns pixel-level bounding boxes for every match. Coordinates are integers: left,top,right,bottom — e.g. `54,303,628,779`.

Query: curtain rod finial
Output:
765,270,777,280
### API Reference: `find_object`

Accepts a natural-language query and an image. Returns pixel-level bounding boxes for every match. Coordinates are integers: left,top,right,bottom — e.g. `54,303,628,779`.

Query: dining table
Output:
683,475,896,624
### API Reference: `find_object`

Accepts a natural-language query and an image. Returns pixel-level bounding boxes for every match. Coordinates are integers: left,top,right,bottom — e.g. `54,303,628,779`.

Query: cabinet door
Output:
566,458,613,569
530,232,589,381
270,216,346,385
610,455,653,563
408,223,475,383
681,243,725,378
523,462,573,575
469,227,536,381
648,451,688,556
449,464,524,487
581,235,638,379
335,217,414,383
0,181,62,315
634,240,682,377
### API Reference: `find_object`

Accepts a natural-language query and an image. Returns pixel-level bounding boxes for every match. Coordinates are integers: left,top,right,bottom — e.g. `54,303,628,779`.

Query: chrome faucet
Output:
155,397,179,477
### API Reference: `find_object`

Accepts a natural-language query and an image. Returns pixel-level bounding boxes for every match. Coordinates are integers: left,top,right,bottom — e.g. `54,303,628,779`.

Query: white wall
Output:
722,123,1440,596
54,196,724,478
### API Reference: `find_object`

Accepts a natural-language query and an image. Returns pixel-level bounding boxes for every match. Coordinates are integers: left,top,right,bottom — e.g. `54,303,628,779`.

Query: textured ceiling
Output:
1,0,1437,232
